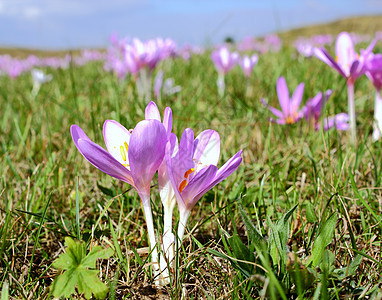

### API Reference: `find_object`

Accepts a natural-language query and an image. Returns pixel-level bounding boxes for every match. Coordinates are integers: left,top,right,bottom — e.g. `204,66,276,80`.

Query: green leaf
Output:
305,202,318,223
52,252,76,270
268,204,298,270
52,269,78,299
51,237,114,299
81,246,114,269
333,254,362,280
65,236,86,265
77,269,109,300
97,182,116,197
1,281,9,300
228,234,255,276
238,204,266,249
308,213,337,267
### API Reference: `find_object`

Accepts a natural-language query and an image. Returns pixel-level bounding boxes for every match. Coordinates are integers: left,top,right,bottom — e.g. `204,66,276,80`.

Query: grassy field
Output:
1,17,382,299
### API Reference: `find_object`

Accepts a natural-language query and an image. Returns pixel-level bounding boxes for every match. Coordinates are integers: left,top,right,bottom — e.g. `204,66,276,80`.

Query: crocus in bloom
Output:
365,53,382,140
165,128,242,243
71,116,167,277
314,32,377,143
261,77,305,124
323,113,350,131
239,54,258,78
303,90,333,129
31,68,52,98
211,46,239,96
144,102,176,281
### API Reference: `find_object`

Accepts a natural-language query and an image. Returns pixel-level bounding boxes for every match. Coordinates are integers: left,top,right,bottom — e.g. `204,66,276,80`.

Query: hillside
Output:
0,15,381,57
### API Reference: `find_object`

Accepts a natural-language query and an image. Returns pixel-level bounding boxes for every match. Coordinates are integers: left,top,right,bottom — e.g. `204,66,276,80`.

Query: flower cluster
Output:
211,46,259,96
71,101,242,285
314,31,379,142
0,50,106,78
104,36,180,100
261,76,348,131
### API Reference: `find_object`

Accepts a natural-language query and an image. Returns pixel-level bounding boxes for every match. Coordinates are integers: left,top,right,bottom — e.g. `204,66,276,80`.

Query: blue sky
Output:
1,0,381,49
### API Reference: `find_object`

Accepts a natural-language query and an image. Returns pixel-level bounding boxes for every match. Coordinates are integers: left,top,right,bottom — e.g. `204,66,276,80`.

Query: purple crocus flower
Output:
365,53,382,140
314,32,377,143
294,38,315,57
303,90,333,129
323,113,350,131
211,46,239,74
314,32,376,83
261,77,305,124
239,54,258,78
366,53,382,92
71,116,167,277
165,128,242,242
144,101,175,281
71,118,167,199
211,46,239,97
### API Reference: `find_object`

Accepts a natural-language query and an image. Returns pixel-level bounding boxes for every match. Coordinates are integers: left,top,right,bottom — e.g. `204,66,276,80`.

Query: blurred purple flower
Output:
323,113,350,131
314,32,376,83
294,38,315,57
314,31,377,142
366,53,382,91
239,54,258,78
264,34,282,52
365,53,382,140
211,46,239,74
303,90,333,128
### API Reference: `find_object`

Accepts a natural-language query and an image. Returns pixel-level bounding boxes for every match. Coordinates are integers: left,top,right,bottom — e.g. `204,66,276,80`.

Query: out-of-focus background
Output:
2,0,382,50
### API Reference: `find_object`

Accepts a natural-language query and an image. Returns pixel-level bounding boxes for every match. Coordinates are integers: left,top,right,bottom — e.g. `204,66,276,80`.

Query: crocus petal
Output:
290,83,305,113
193,130,220,167
128,119,167,198
171,128,195,185
77,139,134,185
313,47,347,78
158,133,178,202
195,150,243,198
178,128,195,166
163,107,173,136
71,124,92,151
181,165,218,210
103,120,131,165
192,150,242,206
349,60,364,80
71,124,95,161
165,141,187,212
261,98,284,119
276,77,290,114
336,32,357,75
145,101,161,121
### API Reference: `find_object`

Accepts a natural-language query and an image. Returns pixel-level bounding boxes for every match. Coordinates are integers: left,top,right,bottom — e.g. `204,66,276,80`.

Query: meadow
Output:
1,17,382,299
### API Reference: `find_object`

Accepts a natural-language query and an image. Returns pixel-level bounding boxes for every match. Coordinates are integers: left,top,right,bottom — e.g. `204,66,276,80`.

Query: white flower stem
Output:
373,90,382,141
139,194,160,277
140,68,152,102
217,72,225,97
177,209,191,245
347,82,356,144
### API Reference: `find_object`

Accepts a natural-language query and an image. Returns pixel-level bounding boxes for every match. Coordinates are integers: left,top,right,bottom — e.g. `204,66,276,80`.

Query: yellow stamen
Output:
179,180,188,193
124,141,129,153
286,116,295,124
184,168,195,178
120,146,126,161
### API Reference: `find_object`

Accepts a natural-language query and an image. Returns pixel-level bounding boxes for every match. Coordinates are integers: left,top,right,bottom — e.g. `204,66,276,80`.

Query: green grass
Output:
1,21,382,299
